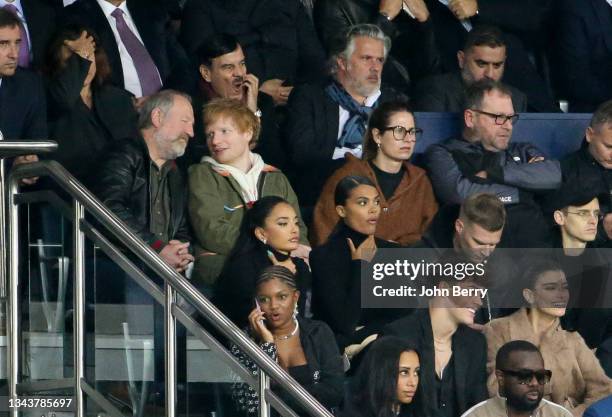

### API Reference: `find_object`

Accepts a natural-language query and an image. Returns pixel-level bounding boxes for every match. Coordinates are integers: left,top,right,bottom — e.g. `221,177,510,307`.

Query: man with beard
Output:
415,25,527,112
184,34,283,168
93,89,194,394
94,89,195,271
284,23,401,215
462,340,572,417
425,79,561,248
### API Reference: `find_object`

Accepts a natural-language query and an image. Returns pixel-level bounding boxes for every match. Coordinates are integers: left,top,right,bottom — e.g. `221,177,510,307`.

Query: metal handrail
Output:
0,140,58,298
7,160,333,417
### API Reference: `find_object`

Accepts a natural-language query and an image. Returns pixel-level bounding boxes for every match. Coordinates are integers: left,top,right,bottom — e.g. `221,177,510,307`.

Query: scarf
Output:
203,152,266,204
325,81,376,148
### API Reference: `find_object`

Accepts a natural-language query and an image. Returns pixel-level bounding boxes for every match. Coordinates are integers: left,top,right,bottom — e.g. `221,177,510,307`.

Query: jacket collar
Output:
508,308,565,354
487,394,550,416
208,162,279,177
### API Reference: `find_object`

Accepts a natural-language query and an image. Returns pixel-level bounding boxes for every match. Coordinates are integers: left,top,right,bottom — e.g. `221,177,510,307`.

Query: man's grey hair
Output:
330,24,391,75
138,89,192,130
590,99,612,130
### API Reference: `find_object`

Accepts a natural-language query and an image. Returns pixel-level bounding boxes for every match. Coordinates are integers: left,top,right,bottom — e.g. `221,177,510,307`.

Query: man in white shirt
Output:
60,0,194,99
284,23,401,210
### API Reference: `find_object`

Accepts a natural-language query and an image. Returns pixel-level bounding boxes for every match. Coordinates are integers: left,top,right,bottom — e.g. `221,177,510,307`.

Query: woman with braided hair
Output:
230,265,344,416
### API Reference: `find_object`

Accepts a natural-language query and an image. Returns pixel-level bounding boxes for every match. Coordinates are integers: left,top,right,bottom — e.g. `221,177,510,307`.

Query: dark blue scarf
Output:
325,82,377,148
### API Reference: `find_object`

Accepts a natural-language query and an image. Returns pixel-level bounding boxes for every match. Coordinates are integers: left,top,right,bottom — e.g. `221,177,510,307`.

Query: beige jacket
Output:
484,309,612,416
461,395,573,417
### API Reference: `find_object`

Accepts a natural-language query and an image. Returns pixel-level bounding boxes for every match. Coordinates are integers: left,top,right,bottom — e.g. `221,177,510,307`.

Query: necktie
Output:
111,8,161,96
3,4,30,68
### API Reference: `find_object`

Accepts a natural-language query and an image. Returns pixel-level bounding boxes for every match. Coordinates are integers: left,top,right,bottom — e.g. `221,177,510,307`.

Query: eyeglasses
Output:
380,126,423,141
499,369,552,385
566,210,603,220
471,109,520,126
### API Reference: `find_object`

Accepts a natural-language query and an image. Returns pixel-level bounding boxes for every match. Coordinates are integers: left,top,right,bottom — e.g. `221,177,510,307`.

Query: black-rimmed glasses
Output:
499,369,552,385
380,126,423,141
471,109,520,125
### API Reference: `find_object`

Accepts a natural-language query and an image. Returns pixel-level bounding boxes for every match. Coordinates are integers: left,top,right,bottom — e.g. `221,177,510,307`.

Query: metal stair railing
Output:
2,150,334,417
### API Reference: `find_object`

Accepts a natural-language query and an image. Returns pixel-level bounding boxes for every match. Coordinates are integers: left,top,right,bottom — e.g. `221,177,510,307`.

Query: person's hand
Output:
248,306,274,343
347,235,377,262
243,73,260,113
528,156,545,163
160,241,193,273
260,79,293,106
13,154,39,185
344,333,378,360
133,95,149,111
467,322,485,332
290,244,311,266
603,214,612,239
448,0,478,19
403,0,429,22
379,0,403,20
64,30,96,61
474,170,488,179
267,250,297,274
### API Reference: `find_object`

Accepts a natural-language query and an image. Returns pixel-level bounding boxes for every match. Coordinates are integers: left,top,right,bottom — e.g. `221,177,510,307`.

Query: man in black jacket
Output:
94,89,194,272
184,34,283,169
415,25,527,112
284,23,400,213
383,254,488,417
313,0,441,93
425,79,561,248
561,100,612,248
0,9,46,183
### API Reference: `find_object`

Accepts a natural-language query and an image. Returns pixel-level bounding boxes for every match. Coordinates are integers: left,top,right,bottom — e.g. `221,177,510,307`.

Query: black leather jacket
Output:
313,0,441,90
93,136,192,250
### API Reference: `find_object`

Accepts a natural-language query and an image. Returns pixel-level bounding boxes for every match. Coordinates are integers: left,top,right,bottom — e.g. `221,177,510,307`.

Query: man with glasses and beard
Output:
425,79,561,248
462,340,572,417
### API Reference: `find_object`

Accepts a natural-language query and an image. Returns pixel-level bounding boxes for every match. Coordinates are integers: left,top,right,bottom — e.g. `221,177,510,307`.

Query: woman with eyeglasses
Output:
484,259,612,416
230,265,344,416
312,99,438,246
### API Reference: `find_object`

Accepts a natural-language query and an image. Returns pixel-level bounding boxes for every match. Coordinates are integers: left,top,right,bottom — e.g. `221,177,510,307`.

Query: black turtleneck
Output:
310,223,402,350
214,242,312,328
369,161,404,201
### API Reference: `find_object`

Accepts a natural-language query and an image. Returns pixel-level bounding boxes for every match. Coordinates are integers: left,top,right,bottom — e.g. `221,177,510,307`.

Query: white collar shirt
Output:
332,89,382,160
96,0,160,97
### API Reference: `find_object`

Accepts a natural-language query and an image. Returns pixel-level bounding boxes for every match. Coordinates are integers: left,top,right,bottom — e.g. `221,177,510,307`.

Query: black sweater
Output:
310,224,404,350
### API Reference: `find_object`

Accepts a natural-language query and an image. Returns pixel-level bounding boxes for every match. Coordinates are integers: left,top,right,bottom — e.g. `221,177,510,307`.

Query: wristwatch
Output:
254,108,263,118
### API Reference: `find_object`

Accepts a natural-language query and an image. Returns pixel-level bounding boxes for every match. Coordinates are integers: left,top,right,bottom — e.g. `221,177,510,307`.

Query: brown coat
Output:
484,308,612,416
311,154,438,246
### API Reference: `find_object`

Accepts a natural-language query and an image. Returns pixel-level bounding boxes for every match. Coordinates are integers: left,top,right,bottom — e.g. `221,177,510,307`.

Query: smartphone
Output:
255,298,265,324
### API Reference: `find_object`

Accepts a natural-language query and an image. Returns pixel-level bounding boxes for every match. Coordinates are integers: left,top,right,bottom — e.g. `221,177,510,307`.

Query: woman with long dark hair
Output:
214,196,311,327
310,175,403,359
344,336,421,417
231,265,344,416
43,24,138,183
312,99,437,246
